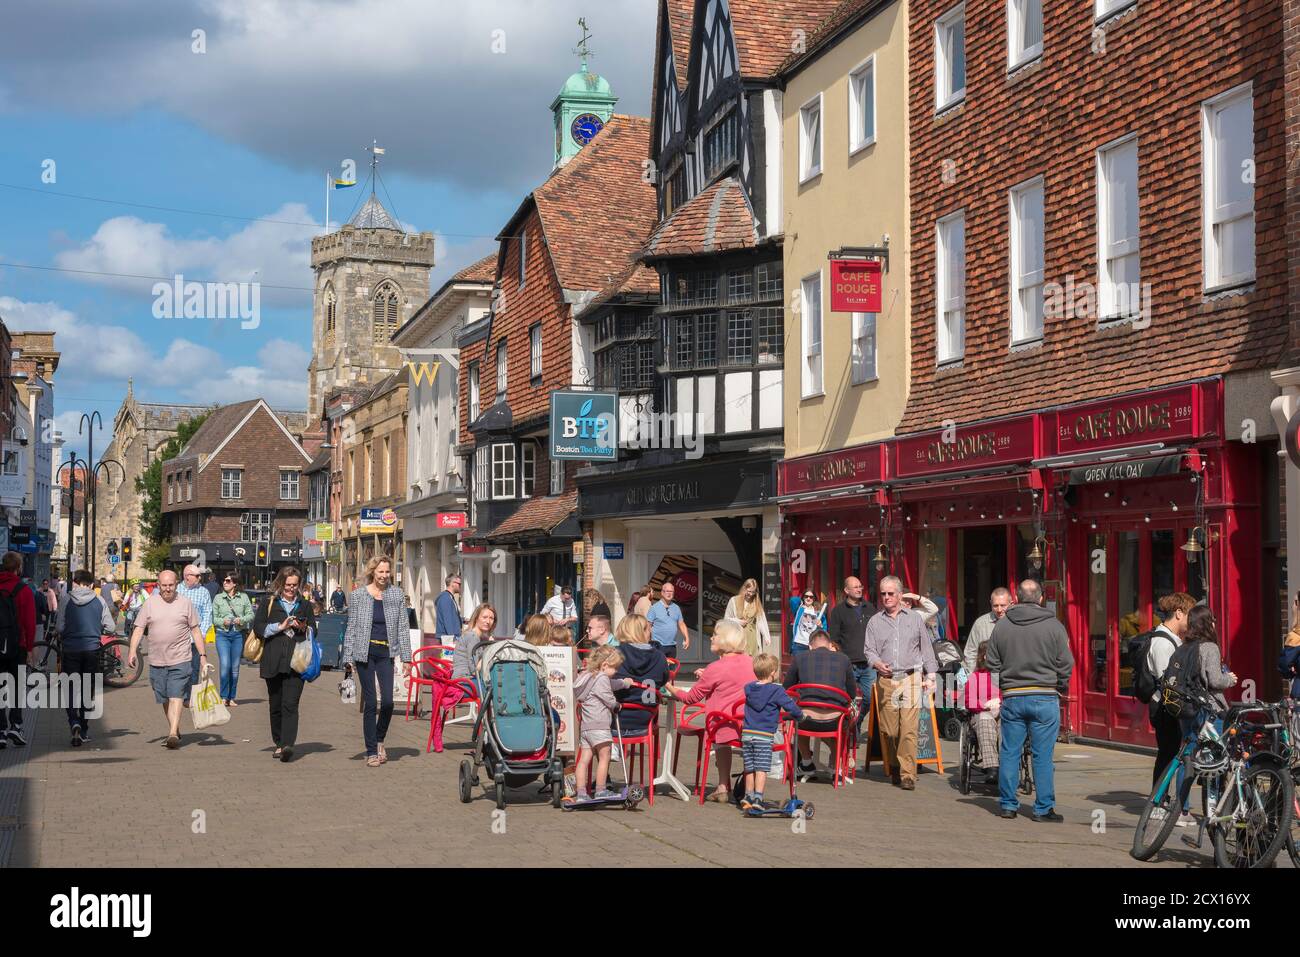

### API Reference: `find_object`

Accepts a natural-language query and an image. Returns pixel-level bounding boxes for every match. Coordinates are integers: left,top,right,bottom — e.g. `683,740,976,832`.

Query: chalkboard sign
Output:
863,681,945,774
916,699,937,763
762,558,782,610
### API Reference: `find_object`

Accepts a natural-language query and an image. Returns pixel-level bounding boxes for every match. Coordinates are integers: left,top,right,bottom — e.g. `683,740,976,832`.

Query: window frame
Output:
1095,0,1137,22
800,270,824,399
495,340,507,400
934,3,967,112
529,323,542,380
279,468,300,501
848,55,877,155
850,312,878,385
521,442,536,498
1007,0,1043,70
1009,176,1046,345
550,458,564,495
469,360,481,421
1201,82,1255,293
936,210,967,364
220,467,243,500
799,93,824,184
1095,133,1141,322
518,232,527,289
491,442,516,499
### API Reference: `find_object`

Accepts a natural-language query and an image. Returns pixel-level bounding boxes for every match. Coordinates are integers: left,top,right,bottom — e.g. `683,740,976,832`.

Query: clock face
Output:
571,113,604,146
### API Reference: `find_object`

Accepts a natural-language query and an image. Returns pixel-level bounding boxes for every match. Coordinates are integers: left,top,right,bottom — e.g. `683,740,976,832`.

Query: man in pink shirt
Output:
127,570,207,749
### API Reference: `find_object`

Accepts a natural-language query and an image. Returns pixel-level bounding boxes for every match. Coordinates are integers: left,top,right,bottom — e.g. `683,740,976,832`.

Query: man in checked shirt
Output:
865,575,937,790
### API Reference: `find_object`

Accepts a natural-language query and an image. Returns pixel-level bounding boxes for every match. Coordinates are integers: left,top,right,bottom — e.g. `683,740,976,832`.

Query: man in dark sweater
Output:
784,630,859,780
826,576,876,741
985,579,1073,822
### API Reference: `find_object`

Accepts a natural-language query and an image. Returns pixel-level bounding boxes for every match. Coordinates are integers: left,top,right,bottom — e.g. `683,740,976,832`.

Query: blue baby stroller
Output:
458,639,564,809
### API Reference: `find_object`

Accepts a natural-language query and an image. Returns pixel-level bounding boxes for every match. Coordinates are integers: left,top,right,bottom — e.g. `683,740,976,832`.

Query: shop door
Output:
1080,524,1194,745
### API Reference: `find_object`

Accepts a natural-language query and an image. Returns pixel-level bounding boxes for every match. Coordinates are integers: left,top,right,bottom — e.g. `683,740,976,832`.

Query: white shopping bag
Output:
189,677,231,730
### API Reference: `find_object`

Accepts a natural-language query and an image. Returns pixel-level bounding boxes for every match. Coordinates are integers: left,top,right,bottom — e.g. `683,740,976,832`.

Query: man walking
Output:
985,579,1073,822
865,576,937,790
962,587,1013,673
56,569,116,746
0,552,36,747
177,564,213,703
827,576,877,738
646,581,690,657
127,570,206,749
435,573,463,641
330,584,347,613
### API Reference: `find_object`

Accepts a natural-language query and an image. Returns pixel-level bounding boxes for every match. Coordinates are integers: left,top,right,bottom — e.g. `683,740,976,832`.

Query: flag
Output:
372,147,386,155
333,179,356,189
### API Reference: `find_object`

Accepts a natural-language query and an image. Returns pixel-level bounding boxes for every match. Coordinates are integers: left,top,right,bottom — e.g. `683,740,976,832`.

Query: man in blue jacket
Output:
434,573,462,641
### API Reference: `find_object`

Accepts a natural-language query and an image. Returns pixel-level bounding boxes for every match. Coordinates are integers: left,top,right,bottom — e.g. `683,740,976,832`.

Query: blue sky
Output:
0,0,655,461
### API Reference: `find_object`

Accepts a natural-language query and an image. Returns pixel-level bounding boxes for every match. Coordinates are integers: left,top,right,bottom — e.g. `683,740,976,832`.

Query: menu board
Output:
537,644,577,754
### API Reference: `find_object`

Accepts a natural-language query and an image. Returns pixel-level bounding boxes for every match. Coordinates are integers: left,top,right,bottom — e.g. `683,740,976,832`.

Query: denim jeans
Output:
62,648,98,733
1177,712,1224,812
215,630,243,702
356,654,395,757
998,694,1059,815
852,664,877,735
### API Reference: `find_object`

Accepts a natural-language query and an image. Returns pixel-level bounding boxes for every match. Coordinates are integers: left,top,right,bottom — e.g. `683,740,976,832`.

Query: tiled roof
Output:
177,399,259,457
452,254,496,284
729,0,844,78
479,490,578,541
642,177,757,259
533,114,658,292
777,0,881,76
583,260,661,314
667,0,694,90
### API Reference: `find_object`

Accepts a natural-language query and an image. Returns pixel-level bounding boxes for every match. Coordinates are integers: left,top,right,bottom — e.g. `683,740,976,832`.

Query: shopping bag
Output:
189,678,230,730
291,628,322,682
205,625,216,644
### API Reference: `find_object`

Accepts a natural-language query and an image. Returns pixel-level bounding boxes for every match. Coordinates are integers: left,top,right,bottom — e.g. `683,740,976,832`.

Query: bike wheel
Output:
1212,761,1294,869
1288,793,1299,868
958,723,972,795
100,640,142,688
30,641,57,674
1131,759,1186,861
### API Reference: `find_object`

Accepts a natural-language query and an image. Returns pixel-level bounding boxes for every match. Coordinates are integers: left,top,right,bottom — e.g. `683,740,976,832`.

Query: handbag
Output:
243,632,263,663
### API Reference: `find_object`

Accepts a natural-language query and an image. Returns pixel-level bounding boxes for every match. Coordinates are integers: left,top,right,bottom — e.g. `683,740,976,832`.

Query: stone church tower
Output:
308,193,435,420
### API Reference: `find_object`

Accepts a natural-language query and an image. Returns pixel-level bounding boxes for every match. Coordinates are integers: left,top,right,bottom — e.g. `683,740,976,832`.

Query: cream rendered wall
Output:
781,0,909,459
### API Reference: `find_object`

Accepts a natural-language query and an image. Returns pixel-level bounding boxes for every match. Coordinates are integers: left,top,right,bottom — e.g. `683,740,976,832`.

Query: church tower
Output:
308,177,435,420
551,19,618,169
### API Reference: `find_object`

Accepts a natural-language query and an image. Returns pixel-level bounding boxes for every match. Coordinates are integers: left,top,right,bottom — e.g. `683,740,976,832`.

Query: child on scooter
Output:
741,653,804,811
570,646,631,802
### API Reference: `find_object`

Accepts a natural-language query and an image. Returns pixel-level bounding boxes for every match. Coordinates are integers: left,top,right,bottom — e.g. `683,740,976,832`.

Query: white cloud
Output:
203,338,310,409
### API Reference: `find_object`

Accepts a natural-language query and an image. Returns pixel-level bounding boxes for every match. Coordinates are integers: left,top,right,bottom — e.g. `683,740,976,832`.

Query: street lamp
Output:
55,453,89,574
77,412,102,573
91,458,124,579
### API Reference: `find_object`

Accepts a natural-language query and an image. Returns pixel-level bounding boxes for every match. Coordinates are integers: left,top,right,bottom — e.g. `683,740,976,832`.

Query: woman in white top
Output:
724,578,770,659
1145,592,1194,805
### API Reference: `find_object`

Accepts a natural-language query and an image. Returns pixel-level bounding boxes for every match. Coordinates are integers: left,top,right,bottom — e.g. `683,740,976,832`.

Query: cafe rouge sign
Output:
1053,382,1206,455
829,259,883,313
781,444,885,495
895,416,1038,478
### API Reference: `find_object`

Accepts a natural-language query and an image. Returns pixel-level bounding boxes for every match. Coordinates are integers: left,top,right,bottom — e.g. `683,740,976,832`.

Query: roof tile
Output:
643,177,757,259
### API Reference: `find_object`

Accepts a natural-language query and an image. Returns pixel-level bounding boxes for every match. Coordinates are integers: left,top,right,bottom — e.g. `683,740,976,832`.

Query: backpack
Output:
1158,640,1211,720
0,582,24,660
1128,629,1176,703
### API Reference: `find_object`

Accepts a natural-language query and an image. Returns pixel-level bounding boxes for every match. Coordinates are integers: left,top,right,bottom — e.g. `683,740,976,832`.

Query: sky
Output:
0,0,656,462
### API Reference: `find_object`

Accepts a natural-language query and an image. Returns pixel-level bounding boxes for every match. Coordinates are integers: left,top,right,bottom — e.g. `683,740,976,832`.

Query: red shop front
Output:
778,378,1265,748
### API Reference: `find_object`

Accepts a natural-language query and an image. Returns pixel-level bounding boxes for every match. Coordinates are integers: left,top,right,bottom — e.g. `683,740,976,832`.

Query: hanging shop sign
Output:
894,415,1038,479
1053,383,1205,456
436,512,468,529
1066,454,1183,485
829,258,883,313
549,391,618,462
779,443,885,495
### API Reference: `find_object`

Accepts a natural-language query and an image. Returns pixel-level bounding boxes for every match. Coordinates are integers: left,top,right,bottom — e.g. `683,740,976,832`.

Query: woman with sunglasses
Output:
791,589,827,656
211,574,254,707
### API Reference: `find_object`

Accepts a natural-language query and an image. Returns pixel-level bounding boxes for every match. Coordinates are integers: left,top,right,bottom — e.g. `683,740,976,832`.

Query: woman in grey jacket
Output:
344,556,411,767
1181,605,1238,715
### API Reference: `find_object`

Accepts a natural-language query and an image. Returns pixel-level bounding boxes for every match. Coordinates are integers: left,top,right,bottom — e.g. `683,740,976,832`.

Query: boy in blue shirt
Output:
741,653,804,811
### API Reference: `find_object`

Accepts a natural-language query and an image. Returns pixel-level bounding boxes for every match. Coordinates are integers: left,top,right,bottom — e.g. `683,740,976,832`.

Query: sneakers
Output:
1032,809,1064,823
5,728,27,747
71,727,83,748
593,789,616,800
797,760,816,781
1176,812,1197,828
1149,807,1169,823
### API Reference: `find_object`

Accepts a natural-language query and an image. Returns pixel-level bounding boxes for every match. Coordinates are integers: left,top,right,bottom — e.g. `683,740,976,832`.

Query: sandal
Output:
705,787,729,803
366,755,381,768
377,744,387,764
273,747,283,759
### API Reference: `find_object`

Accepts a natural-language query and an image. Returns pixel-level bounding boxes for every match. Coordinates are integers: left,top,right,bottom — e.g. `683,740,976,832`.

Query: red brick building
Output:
457,113,657,630
162,398,317,585
783,0,1287,746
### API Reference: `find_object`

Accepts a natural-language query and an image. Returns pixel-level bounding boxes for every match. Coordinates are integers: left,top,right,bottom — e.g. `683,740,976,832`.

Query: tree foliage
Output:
141,540,172,574
135,411,210,546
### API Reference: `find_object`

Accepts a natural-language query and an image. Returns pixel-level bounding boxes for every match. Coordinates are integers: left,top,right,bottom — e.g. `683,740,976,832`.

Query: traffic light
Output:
121,538,132,562
106,540,118,557
255,543,269,567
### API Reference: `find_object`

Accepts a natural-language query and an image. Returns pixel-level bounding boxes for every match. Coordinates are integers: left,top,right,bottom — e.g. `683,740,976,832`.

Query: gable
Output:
198,400,311,472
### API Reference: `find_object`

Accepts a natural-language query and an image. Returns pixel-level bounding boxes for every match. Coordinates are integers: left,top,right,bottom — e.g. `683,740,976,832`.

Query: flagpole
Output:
324,171,330,236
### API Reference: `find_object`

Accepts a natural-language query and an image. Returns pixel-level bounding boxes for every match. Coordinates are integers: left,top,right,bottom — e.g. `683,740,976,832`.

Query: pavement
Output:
1,666,1289,868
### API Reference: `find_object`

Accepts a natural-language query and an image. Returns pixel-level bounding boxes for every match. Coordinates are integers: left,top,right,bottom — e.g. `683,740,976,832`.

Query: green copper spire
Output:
550,17,618,169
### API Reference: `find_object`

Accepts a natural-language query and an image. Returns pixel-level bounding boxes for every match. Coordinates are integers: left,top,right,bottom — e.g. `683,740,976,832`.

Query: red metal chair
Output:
616,701,659,805
672,701,707,781
696,700,745,804
406,645,449,720
665,657,681,682
425,667,479,753
786,683,854,788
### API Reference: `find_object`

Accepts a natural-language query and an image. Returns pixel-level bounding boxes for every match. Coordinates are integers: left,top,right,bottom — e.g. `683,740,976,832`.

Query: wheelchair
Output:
956,706,1033,797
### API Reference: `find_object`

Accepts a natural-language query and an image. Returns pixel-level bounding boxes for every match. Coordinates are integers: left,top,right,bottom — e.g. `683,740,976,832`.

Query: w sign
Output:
549,391,617,462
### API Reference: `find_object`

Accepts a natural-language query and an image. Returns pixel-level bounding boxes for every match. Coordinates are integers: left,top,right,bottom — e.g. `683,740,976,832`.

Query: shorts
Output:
741,733,773,773
580,728,612,749
798,715,842,733
150,664,191,704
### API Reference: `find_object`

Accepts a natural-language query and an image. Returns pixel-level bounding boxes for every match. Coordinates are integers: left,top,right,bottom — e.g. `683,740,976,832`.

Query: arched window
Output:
372,282,400,345
323,283,337,344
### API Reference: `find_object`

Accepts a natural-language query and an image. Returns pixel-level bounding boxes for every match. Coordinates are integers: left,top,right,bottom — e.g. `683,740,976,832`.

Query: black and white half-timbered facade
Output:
577,0,842,663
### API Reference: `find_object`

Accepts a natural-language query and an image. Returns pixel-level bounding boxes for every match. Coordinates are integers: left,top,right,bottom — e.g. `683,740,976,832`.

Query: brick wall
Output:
904,0,1285,433
1286,0,1300,365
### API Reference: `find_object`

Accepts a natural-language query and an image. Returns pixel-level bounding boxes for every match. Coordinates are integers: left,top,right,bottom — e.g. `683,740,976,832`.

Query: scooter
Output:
729,772,815,819
561,706,645,811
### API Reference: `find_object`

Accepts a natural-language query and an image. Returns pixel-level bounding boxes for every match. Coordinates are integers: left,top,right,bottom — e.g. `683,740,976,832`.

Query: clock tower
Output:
551,19,618,169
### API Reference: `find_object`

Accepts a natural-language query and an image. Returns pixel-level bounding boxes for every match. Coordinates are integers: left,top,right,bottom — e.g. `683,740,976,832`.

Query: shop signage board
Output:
8,526,31,545
435,512,468,529
314,523,334,541
829,258,884,313
780,443,885,495
1054,383,1203,456
893,415,1038,478
536,645,577,753
1066,454,1182,485
579,456,774,519
359,507,398,534
548,391,618,462
603,542,624,560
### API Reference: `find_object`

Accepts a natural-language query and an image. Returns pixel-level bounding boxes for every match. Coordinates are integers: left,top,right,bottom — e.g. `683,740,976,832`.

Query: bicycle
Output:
30,631,144,689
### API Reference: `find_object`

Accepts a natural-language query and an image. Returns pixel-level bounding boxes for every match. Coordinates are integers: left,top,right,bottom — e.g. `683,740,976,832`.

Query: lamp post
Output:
77,412,102,574
92,458,124,580
55,453,90,574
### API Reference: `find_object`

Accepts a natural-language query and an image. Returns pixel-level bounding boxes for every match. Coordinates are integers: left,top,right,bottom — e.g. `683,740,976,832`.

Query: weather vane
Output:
575,17,594,67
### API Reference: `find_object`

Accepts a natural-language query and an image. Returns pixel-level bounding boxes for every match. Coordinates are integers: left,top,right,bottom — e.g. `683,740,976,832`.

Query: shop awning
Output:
466,490,579,545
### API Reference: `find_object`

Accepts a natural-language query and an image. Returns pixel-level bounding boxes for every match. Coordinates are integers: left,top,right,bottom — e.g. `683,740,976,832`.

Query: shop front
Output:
778,378,1265,747
579,450,781,668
